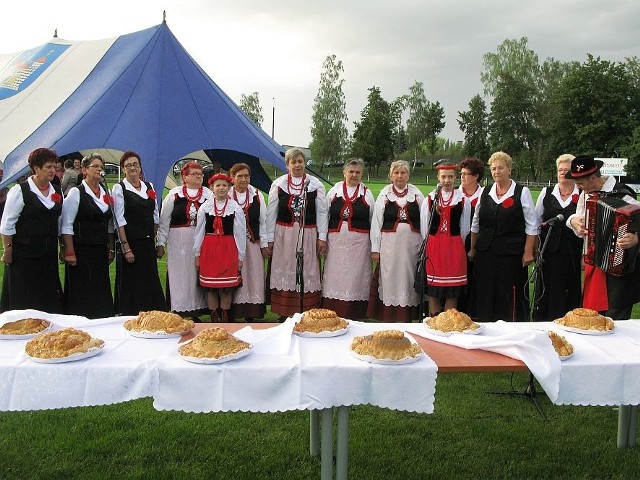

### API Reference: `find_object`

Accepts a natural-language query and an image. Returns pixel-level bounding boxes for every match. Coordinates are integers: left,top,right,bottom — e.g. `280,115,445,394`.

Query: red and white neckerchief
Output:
287,173,306,196
212,197,229,235
341,182,360,219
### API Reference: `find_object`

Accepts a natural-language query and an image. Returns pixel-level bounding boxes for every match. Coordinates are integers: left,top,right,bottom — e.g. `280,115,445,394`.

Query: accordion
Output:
584,194,640,276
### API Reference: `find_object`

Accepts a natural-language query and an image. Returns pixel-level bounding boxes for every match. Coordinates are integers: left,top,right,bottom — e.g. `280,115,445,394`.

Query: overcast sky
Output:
2,0,639,149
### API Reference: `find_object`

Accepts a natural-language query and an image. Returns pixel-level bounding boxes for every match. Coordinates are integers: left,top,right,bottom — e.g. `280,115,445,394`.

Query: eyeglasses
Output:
87,164,103,169
124,163,140,169
188,172,204,177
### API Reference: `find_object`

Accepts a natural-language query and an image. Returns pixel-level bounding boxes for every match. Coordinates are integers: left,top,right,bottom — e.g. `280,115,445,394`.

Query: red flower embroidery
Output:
471,198,478,208
147,189,157,200
103,194,113,205
501,197,514,209
50,192,62,203
571,193,579,204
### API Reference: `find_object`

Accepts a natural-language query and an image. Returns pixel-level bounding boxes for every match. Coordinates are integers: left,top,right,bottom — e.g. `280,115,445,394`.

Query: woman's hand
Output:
522,251,534,267
317,240,327,257
108,249,115,264
371,252,380,264
64,252,78,267
467,248,476,261
1,250,12,265
260,247,269,259
195,256,200,270
156,245,165,258
124,249,135,263
238,260,243,270
266,242,273,258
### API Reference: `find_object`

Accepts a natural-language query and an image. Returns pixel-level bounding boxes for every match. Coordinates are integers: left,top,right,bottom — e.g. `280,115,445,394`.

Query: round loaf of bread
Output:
294,308,348,333
179,328,250,359
554,308,614,331
351,329,422,361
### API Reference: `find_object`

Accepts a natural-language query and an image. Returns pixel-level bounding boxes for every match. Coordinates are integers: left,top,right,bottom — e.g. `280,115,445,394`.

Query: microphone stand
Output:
417,185,441,320
100,173,125,314
490,220,558,420
295,180,310,314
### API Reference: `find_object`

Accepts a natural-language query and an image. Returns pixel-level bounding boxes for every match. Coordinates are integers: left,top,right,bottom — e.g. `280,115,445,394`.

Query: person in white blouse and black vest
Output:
265,148,328,319
533,154,582,321
322,158,375,320
112,151,166,316
368,160,424,322
0,148,64,313
468,151,539,322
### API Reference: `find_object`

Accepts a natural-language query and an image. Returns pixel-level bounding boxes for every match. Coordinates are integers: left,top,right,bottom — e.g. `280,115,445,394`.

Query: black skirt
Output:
64,243,114,318
114,237,166,315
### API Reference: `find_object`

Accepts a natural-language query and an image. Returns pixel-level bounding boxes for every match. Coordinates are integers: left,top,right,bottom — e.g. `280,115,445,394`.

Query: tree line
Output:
239,37,640,181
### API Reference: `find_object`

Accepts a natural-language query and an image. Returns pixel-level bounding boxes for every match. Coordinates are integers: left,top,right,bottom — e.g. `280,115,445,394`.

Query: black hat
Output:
564,155,604,179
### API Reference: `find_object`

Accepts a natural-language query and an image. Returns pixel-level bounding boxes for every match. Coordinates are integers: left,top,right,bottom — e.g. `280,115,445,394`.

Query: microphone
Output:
303,178,310,190
542,214,564,227
433,183,442,199
99,171,106,177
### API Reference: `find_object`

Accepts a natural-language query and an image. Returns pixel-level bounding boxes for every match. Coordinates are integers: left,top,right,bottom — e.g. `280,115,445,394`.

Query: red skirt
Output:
199,234,241,289
425,233,467,288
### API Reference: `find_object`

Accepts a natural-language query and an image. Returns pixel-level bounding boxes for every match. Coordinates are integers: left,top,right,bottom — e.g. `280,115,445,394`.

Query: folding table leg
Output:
310,410,320,456
336,406,350,480
617,405,631,448
628,405,638,447
320,408,334,480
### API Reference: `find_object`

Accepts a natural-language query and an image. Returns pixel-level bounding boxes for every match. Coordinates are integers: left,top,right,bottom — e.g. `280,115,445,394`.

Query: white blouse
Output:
193,197,247,260
60,180,114,235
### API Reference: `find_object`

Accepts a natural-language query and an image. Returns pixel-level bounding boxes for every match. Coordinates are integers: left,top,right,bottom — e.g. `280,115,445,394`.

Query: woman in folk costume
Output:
194,173,246,322
112,151,166,315
229,163,268,321
456,156,485,319
265,148,328,318
60,153,115,318
0,148,64,313
368,160,425,322
420,162,471,317
322,158,375,320
156,161,213,319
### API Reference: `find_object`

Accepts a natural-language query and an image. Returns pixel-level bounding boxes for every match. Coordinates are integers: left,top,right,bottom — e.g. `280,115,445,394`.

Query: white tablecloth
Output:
0,310,156,411
153,322,438,413
1,312,438,414
407,319,640,406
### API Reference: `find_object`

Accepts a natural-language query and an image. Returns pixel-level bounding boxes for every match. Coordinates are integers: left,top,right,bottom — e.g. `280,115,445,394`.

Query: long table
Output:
2,315,639,480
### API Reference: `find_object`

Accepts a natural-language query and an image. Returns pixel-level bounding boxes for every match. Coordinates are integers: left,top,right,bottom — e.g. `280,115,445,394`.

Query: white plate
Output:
553,321,615,336
422,319,485,337
25,344,105,364
559,352,574,361
126,329,192,339
293,324,349,338
350,349,424,365
178,344,252,364
0,322,53,340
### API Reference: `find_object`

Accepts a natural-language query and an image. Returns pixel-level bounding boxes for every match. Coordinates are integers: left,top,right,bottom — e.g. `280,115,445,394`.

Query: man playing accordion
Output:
566,155,640,320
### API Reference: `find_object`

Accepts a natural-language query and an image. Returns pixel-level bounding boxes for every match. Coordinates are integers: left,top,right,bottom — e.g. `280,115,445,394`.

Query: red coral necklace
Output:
287,174,306,196
182,185,203,203
233,188,250,210
392,185,408,198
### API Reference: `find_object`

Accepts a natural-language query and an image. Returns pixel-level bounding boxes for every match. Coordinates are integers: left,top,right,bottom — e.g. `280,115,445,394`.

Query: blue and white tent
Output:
0,21,286,192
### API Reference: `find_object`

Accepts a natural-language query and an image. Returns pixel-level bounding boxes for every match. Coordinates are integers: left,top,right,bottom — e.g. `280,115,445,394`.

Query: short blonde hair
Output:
285,148,306,165
555,153,575,168
488,151,512,169
388,160,410,181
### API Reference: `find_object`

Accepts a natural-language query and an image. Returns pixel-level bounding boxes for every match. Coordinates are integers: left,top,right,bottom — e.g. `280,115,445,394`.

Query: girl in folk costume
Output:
229,163,268,320
156,161,213,318
368,160,425,322
456,156,485,319
194,173,246,322
322,158,375,320
420,163,471,316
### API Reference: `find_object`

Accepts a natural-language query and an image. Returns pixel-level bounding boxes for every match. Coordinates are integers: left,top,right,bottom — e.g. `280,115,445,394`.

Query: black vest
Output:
476,184,526,255
205,212,235,235
540,188,582,254
13,182,62,258
73,184,112,245
428,199,463,236
276,188,317,227
121,181,155,240
381,199,420,232
245,193,261,242
169,194,206,228
328,193,371,232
